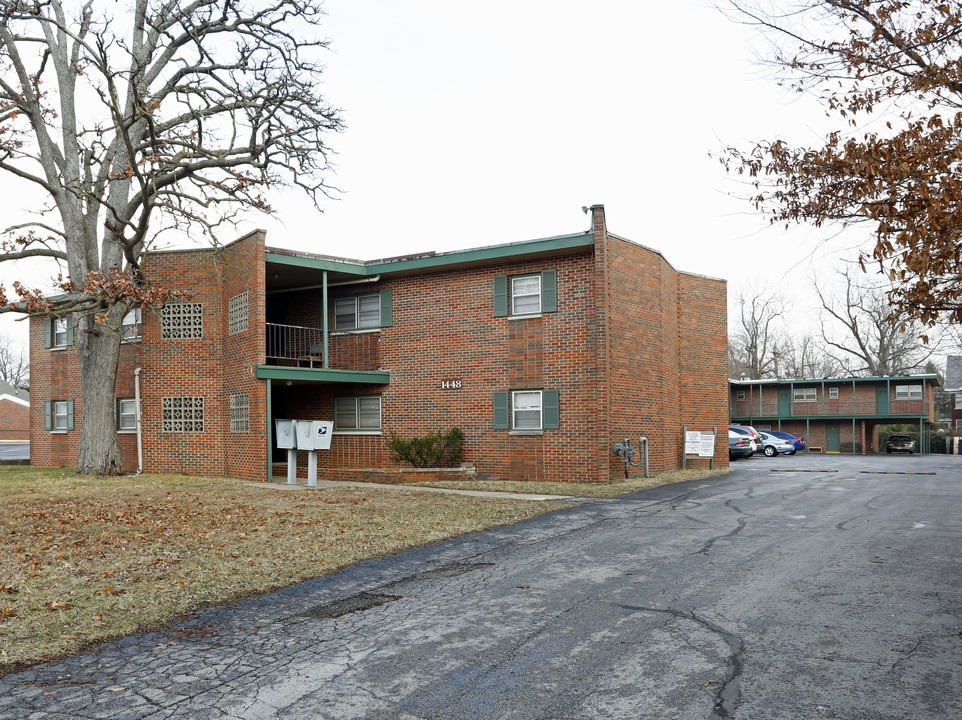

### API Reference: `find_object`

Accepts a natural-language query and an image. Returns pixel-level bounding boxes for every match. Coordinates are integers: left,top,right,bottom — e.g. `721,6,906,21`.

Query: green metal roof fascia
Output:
255,366,390,384
266,233,593,277
364,234,593,274
730,374,939,386
731,414,929,422
266,252,369,275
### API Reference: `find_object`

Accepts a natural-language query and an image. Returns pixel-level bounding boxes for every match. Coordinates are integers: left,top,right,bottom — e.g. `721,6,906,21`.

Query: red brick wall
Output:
270,252,606,482
0,398,29,441
600,223,728,475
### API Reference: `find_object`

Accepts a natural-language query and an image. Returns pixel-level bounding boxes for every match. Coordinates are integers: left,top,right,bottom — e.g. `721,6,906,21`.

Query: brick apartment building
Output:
945,356,962,434
0,379,29,442
729,375,939,453
29,205,729,482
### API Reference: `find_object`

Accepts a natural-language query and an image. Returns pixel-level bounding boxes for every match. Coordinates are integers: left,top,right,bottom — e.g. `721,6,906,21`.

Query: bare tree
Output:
0,334,28,390
0,1,342,473
777,333,841,380
729,285,785,379
815,267,936,376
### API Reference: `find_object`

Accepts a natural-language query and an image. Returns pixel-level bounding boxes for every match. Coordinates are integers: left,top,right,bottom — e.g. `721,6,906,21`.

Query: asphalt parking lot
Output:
2,451,960,719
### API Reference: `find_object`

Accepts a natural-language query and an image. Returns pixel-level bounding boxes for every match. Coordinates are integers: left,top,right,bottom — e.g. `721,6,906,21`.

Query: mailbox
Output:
275,419,296,449
295,420,334,450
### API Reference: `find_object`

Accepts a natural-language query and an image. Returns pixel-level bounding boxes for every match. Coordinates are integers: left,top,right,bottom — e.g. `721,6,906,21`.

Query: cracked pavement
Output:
3,453,962,719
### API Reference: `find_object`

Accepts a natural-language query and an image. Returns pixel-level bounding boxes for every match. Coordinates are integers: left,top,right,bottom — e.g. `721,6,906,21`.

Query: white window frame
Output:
955,394,962,410
895,384,922,400
794,387,817,402
122,307,142,341
828,387,839,399
735,390,746,401
52,318,70,348
956,419,962,429
334,395,382,432
117,398,138,432
512,389,543,431
334,294,380,331
510,274,542,316
53,400,70,431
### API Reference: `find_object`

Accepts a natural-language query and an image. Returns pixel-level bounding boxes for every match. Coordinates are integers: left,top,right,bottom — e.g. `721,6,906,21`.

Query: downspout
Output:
134,367,144,475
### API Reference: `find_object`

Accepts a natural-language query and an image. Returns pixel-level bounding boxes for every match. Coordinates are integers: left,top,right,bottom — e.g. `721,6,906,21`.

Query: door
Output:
779,389,791,417
876,385,890,415
826,423,841,453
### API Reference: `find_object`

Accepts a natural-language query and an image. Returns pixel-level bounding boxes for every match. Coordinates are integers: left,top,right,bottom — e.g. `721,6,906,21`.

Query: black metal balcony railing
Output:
265,323,380,371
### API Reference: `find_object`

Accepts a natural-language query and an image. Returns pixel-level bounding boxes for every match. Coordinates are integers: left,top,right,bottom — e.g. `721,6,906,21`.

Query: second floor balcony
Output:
731,395,929,420
265,323,381,372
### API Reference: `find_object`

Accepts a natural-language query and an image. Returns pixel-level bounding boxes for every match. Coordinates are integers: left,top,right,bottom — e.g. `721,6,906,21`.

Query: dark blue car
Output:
766,430,805,452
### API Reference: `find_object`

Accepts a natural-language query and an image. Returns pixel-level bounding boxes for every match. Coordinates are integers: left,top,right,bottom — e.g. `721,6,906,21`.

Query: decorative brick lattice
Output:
162,397,204,432
228,292,249,335
161,303,204,339
230,393,249,433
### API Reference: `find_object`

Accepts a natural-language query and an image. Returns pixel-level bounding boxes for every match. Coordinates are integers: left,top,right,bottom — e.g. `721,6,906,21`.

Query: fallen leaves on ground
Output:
0,467,564,673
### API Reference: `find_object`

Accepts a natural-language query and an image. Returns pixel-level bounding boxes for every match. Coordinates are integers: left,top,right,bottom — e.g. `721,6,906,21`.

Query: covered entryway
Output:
826,422,841,453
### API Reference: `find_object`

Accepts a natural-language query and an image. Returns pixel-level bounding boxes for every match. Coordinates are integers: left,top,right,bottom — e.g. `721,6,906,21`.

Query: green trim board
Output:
266,233,593,278
732,414,929,422
255,365,390,385
730,374,939,386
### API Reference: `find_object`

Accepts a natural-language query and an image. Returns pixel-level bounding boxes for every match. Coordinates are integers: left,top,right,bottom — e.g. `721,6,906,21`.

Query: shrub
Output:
387,427,465,468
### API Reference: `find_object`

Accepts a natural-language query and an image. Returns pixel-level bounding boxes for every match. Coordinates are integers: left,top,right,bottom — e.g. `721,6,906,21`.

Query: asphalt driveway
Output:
2,453,961,719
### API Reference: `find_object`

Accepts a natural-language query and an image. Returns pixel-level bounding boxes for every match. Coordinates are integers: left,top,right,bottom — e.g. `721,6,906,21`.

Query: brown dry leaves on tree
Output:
720,0,962,325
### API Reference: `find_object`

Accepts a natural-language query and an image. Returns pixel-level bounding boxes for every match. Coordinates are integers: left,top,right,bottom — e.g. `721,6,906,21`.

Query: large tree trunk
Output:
74,312,124,475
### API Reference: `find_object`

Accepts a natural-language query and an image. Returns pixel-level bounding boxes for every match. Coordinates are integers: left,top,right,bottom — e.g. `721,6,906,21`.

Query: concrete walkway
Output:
255,478,576,502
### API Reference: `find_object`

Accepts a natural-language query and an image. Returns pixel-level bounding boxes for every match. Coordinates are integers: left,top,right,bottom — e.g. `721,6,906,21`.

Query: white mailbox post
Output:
295,420,334,487
275,419,297,484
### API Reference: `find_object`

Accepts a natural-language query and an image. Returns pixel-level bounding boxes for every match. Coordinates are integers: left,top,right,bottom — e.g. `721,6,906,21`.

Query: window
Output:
956,394,962,410
162,397,204,432
333,290,393,331
230,393,249,433
228,293,249,335
122,307,141,341
956,419,962,429
117,398,137,431
44,399,74,431
735,390,746,401
511,275,542,315
493,389,560,430
512,390,543,430
895,384,922,400
334,396,382,431
493,270,557,317
828,387,839,399
161,303,204,339
43,316,74,348
794,388,817,402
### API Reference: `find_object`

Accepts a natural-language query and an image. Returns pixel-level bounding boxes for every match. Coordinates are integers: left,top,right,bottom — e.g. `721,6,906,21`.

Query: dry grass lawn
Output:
404,467,730,498
0,467,566,674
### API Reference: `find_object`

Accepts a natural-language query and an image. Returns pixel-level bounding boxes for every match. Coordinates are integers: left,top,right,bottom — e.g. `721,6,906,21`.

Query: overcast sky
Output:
1,0,861,345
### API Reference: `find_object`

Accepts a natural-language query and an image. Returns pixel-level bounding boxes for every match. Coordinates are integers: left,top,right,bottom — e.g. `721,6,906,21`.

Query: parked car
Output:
766,430,806,452
729,425,762,454
729,430,753,460
758,431,796,457
886,434,915,454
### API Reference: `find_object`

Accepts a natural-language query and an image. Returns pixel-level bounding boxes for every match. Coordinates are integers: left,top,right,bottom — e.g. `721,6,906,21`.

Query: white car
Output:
758,432,796,457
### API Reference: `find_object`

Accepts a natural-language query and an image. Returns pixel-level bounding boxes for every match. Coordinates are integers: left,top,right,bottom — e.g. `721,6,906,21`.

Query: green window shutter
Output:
44,400,52,430
65,316,75,345
493,275,508,317
541,269,557,313
66,399,75,431
379,288,393,327
493,391,509,429
542,389,560,429
43,318,52,348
